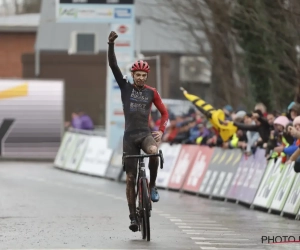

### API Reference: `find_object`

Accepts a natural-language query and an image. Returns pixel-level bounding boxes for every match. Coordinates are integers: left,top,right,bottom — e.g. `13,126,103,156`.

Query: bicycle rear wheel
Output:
142,179,151,241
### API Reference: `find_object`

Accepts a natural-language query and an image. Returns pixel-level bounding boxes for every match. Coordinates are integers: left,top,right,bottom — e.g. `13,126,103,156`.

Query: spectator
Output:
266,112,275,128
254,102,267,117
162,116,179,143
71,110,94,130
244,113,260,155
287,102,300,121
285,116,300,172
223,111,247,150
193,123,211,145
265,116,293,160
232,110,271,148
223,105,233,121
282,122,300,157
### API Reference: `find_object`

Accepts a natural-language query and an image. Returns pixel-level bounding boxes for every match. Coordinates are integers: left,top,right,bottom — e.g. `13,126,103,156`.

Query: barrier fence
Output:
54,130,300,220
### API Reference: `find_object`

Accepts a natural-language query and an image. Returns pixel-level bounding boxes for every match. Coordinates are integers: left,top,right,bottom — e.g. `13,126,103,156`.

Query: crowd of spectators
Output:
150,101,300,171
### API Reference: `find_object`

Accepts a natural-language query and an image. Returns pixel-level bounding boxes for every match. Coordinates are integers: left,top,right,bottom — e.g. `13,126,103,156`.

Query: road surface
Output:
0,162,299,250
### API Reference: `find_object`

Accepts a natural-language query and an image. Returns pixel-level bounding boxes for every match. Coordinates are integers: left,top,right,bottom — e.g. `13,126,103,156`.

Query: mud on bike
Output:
122,150,164,241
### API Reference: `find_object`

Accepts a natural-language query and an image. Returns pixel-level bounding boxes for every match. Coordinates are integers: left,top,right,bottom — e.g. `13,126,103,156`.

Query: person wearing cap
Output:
288,102,300,121
223,105,233,121
265,116,293,162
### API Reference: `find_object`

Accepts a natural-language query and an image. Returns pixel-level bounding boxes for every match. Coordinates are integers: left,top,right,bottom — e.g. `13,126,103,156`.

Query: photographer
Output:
265,116,293,160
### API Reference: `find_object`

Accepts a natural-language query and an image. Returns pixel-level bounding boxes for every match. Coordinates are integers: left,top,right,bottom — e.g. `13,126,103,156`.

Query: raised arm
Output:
233,121,260,132
108,31,126,88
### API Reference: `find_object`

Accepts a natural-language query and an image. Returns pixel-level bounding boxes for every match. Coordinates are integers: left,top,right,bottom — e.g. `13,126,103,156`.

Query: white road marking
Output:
183,230,235,233
199,248,265,250
195,242,257,246
179,226,229,230
191,237,250,241
186,233,241,235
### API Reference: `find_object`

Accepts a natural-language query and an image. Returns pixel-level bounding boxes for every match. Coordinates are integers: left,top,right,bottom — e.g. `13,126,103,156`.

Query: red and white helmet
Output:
131,60,150,73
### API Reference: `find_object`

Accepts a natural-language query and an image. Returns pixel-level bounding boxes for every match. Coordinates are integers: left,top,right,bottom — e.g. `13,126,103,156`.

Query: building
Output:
0,13,39,77
21,0,210,126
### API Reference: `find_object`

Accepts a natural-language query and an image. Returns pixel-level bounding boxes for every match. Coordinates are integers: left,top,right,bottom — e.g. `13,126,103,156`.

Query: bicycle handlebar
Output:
123,150,164,169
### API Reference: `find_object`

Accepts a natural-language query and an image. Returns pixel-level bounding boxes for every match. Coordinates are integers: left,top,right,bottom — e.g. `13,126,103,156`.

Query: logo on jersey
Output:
130,89,149,102
130,102,147,113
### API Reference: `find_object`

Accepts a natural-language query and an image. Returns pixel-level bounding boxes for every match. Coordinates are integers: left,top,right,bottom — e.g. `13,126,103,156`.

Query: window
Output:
77,34,95,53
69,32,99,54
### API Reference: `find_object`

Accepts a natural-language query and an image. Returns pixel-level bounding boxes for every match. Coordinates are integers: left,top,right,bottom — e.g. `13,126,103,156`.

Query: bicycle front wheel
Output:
142,179,151,241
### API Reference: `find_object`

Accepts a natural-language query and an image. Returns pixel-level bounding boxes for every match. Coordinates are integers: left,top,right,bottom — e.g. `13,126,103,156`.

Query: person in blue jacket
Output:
283,123,300,156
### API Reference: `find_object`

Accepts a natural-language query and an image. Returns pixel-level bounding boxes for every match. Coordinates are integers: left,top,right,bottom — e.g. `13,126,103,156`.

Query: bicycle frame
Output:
122,150,164,241
122,150,164,201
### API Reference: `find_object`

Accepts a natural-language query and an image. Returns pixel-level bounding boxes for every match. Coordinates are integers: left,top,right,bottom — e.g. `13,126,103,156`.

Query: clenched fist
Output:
108,31,118,43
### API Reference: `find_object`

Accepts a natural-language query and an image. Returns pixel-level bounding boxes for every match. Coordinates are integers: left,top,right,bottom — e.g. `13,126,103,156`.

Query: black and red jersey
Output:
108,43,168,135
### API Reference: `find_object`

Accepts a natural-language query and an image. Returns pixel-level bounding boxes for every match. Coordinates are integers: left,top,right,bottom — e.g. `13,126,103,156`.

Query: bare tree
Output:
142,0,248,108
0,0,41,16
233,0,300,110
21,0,41,14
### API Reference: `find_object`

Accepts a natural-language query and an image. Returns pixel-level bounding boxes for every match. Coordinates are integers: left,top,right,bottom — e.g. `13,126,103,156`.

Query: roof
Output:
35,0,210,53
0,13,39,32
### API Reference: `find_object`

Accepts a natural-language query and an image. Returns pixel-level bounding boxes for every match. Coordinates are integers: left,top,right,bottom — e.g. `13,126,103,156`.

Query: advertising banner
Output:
199,148,239,196
54,131,75,168
226,154,249,200
64,134,89,171
0,79,64,159
105,138,123,180
79,136,113,176
148,143,182,188
182,146,214,193
282,173,300,215
270,162,297,211
234,155,255,201
168,145,199,190
238,149,268,204
57,0,134,23
213,149,242,198
253,158,285,208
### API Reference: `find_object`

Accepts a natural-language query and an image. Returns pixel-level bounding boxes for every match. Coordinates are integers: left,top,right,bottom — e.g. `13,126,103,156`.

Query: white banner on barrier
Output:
282,174,300,215
253,159,284,208
64,134,90,171
156,144,182,188
270,162,296,211
54,131,75,168
106,138,123,180
80,137,113,177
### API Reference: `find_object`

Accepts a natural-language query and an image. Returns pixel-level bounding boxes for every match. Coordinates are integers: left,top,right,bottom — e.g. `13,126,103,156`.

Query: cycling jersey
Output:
108,43,168,135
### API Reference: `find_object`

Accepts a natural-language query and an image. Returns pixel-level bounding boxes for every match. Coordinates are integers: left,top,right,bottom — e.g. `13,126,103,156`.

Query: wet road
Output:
0,162,299,250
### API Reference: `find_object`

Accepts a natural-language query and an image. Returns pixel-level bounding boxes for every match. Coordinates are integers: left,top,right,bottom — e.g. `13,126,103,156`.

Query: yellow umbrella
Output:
180,87,237,142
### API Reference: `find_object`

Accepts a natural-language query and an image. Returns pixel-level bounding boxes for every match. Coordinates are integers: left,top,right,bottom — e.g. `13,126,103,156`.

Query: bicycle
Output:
122,150,164,242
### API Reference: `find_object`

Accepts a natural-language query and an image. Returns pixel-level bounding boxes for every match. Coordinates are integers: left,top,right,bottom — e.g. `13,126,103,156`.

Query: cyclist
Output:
107,31,169,232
